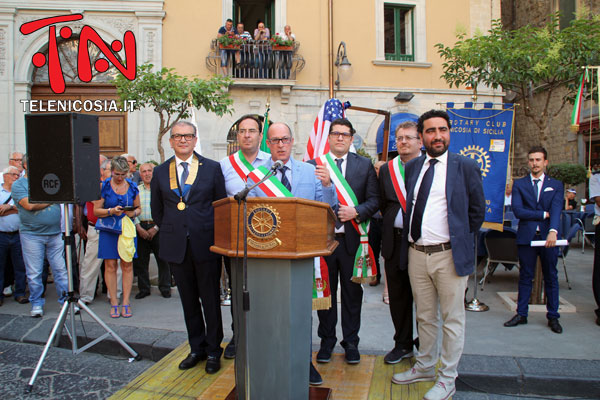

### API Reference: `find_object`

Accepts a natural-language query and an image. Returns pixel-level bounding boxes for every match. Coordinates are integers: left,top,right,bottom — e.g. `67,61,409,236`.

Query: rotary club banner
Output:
446,102,515,231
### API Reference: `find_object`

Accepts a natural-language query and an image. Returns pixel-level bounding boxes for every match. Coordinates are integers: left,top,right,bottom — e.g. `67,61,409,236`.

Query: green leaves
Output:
436,13,600,143
114,64,234,161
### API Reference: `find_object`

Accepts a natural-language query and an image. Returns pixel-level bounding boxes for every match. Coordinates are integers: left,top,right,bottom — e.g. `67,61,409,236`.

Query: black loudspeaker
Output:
25,113,100,203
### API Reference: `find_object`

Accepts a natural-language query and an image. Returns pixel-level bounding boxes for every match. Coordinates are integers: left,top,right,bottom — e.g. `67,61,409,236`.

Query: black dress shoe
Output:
15,296,30,304
160,291,171,298
548,318,563,334
178,352,207,370
316,347,332,363
504,314,527,327
596,316,600,326
384,347,414,364
343,343,360,364
309,362,323,385
205,356,221,374
224,339,236,359
135,292,150,300
0,298,3,306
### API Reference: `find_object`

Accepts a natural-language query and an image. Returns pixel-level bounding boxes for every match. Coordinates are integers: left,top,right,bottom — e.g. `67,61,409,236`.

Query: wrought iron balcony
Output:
206,39,305,81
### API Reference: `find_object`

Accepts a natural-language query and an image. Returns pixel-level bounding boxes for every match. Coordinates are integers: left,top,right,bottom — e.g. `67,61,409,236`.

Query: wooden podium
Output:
211,197,337,400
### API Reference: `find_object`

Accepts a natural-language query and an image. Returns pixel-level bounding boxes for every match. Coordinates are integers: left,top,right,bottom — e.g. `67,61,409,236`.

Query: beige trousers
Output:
408,247,468,384
79,225,121,302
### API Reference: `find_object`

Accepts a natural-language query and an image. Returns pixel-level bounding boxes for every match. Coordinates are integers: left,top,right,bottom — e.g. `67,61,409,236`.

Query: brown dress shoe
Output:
15,296,30,304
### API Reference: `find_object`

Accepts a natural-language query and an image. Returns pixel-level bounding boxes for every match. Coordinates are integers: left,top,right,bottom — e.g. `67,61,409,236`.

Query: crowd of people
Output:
2,108,598,400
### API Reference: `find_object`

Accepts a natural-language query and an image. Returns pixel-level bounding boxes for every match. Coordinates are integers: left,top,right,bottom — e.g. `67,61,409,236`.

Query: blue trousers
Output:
517,240,560,319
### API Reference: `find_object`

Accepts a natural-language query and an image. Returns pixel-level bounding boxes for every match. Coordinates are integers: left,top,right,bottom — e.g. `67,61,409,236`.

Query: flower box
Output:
272,45,293,51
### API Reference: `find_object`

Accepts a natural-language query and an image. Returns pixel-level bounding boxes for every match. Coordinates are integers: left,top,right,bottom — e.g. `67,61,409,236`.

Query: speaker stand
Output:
26,204,141,393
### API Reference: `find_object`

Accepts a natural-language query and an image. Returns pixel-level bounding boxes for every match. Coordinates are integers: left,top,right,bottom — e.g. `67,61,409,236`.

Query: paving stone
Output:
0,314,41,342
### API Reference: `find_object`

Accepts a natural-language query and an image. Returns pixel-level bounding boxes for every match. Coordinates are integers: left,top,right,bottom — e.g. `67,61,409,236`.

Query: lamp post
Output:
334,41,352,92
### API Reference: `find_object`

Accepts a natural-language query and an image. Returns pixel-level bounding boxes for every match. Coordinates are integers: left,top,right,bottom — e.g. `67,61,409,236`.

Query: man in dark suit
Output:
308,118,379,365
504,146,563,334
151,121,227,373
392,110,485,400
378,120,422,364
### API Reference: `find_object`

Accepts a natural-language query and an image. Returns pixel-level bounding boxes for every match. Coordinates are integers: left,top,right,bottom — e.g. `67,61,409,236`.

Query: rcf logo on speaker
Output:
20,13,137,94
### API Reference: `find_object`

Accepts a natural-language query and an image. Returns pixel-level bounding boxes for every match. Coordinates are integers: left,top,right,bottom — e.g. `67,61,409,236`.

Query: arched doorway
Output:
30,37,127,158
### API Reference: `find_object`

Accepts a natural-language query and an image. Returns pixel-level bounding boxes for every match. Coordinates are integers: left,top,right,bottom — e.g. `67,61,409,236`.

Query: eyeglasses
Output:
396,136,419,142
170,133,196,141
267,137,292,145
128,160,137,165
9,158,22,162
329,131,353,138
238,129,259,135
4,173,19,177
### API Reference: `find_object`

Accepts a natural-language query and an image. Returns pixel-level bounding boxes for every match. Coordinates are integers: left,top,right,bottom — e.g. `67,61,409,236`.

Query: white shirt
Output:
590,173,600,216
409,152,450,245
333,152,349,234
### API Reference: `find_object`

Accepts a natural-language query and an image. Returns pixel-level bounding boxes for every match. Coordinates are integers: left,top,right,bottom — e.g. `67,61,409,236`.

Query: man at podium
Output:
247,122,337,386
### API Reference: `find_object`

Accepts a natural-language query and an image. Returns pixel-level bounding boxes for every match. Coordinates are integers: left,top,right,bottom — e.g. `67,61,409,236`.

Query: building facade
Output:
1,0,502,164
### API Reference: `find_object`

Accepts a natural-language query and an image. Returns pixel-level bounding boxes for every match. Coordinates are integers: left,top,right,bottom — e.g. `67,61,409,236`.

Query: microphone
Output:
234,160,283,202
270,160,284,172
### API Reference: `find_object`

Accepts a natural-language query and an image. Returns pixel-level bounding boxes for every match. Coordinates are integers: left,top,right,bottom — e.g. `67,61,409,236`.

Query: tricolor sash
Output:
250,163,331,310
228,150,255,182
388,156,407,211
315,153,376,283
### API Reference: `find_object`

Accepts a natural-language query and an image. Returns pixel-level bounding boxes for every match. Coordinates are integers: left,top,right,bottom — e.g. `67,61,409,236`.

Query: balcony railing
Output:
206,39,305,80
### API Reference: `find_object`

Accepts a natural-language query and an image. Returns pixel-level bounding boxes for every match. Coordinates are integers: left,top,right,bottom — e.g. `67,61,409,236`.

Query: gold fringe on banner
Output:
570,124,580,133
312,296,331,311
482,221,504,232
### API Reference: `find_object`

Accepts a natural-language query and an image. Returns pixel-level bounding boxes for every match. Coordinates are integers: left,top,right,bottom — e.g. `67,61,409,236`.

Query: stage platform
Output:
109,341,444,400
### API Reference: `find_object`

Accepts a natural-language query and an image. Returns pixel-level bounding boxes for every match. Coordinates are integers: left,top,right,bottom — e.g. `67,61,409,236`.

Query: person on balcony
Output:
253,21,271,79
277,25,296,79
234,22,251,78
218,19,235,76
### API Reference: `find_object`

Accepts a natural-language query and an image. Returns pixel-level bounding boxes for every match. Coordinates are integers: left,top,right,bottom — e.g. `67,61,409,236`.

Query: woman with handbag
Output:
93,156,141,318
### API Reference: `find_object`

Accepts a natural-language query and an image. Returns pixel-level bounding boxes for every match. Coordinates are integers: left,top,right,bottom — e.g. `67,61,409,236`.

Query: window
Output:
557,0,576,30
384,4,414,62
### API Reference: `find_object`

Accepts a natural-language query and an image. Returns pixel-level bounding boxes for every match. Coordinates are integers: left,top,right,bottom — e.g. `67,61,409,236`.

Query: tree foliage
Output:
547,163,588,186
436,13,600,144
115,64,233,162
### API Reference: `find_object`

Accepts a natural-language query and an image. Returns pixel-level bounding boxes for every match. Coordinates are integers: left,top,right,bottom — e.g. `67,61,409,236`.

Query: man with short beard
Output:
392,110,485,400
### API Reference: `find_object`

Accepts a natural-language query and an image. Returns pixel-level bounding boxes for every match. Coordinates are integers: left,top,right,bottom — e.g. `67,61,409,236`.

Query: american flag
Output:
303,98,347,161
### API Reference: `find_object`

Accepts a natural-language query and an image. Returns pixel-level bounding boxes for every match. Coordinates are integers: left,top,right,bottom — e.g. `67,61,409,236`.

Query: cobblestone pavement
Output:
0,340,153,399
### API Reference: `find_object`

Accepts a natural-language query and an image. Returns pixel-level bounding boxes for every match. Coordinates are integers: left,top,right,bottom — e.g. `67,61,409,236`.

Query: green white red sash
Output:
229,150,255,182
388,156,407,211
248,162,331,310
315,153,376,283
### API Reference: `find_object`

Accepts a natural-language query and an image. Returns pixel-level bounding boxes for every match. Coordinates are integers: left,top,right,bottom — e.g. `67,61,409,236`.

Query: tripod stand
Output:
26,204,141,393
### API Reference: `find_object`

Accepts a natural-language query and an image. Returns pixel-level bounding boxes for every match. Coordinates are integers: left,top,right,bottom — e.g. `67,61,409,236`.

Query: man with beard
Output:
391,110,485,400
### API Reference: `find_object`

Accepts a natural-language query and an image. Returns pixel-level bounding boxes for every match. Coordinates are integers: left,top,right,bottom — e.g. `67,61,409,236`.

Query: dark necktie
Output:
335,158,344,173
280,166,291,191
180,162,189,189
533,179,540,202
335,158,344,229
410,159,438,242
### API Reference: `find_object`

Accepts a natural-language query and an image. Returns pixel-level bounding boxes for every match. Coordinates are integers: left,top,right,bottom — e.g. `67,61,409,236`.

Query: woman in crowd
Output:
93,156,140,318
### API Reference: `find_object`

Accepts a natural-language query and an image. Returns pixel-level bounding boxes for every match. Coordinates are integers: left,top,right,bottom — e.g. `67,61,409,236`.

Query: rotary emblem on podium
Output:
247,204,282,250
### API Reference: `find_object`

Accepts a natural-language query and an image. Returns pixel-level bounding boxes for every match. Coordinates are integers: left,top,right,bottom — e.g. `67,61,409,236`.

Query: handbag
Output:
95,215,122,234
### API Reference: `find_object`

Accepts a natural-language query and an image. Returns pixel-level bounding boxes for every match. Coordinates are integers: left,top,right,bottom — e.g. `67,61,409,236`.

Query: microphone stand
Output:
233,166,279,400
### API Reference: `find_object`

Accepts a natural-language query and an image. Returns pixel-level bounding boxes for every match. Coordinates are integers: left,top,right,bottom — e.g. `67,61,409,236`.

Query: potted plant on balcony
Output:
218,33,244,49
270,34,294,51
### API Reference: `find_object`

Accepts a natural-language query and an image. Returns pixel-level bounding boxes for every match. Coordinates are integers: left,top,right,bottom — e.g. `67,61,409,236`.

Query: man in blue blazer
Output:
504,146,563,334
248,122,337,386
392,110,485,400
151,121,227,373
